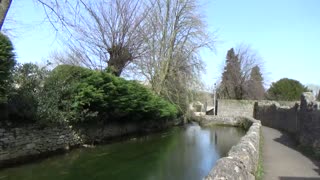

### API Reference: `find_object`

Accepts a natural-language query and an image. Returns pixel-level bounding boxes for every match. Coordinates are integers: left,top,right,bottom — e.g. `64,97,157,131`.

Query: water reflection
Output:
0,124,245,180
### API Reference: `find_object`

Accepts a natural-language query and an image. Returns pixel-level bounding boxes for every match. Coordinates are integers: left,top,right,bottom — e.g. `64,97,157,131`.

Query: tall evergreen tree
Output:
0,32,15,102
246,65,265,99
218,45,264,100
0,32,15,122
219,48,242,99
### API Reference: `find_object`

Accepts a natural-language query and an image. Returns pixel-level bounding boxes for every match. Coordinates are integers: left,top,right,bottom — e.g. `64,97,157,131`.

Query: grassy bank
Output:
255,129,264,180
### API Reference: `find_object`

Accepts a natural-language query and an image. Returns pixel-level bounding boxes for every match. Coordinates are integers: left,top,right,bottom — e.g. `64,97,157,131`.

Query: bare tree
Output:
48,50,86,68
0,0,12,30
306,84,320,97
39,0,214,116
235,44,263,84
130,0,214,113
136,0,212,90
37,0,148,76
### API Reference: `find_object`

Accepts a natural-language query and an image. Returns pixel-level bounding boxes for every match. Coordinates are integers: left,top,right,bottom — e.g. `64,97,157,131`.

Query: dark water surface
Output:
0,124,245,180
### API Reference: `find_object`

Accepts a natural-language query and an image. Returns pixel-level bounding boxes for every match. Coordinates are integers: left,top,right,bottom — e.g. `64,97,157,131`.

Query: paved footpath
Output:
262,126,320,180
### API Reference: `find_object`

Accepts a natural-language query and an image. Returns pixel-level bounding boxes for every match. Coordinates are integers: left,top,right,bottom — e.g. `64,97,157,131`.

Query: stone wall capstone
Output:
202,116,261,180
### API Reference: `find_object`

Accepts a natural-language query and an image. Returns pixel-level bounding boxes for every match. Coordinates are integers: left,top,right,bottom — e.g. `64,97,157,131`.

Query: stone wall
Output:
216,99,297,118
76,120,175,143
0,120,175,168
217,100,255,117
0,125,81,167
201,116,261,180
298,93,320,152
254,92,320,153
253,102,299,133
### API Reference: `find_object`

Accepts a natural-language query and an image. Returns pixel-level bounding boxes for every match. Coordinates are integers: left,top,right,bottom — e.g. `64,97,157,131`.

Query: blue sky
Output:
3,0,320,88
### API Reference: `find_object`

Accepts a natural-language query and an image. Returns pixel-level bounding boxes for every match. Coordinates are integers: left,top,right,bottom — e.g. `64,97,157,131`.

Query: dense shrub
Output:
267,78,309,101
38,65,178,124
0,33,15,103
79,72,178,122
37,65,93,124
8,63,48,122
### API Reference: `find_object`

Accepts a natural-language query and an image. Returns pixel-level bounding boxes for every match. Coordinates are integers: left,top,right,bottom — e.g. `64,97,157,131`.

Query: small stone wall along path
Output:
262,126,320,180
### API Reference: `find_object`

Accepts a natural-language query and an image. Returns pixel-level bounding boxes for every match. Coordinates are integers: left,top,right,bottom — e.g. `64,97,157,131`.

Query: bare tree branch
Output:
219,44,264,99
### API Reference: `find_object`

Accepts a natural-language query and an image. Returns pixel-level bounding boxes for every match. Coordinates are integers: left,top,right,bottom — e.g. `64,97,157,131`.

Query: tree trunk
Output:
0,0,12,30
107,45,132,76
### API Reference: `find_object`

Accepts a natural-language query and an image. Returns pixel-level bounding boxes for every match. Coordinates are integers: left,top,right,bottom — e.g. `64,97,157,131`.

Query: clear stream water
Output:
0,124,245,180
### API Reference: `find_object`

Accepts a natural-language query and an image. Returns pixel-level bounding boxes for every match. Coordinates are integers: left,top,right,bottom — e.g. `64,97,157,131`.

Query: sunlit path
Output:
262,126,320,180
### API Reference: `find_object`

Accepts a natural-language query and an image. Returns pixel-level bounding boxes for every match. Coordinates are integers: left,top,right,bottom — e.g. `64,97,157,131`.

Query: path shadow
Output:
279,177,320,180
273,130,320,176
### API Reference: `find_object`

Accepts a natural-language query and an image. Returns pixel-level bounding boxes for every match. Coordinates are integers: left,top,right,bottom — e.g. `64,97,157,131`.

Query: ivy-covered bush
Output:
38,65,178,124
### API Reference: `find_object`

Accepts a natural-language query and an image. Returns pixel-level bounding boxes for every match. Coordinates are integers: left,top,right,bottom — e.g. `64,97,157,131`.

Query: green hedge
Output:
37,65,178,124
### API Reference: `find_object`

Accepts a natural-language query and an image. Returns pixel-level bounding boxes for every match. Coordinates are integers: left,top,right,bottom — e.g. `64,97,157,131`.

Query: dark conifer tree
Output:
246,65,264,99
0,32,15,102
219,48,242,99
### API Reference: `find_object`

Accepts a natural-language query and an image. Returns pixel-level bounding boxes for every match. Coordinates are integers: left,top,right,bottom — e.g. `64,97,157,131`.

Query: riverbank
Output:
200,116,262,180
0,119,181,169
0,114,263,180
0,123,244,180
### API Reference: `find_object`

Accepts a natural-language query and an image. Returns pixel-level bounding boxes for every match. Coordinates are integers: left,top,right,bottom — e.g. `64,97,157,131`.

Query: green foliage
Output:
246,66,265,100
255,128,264,180
298,145,320,160
73,70,178,123
38,65,177,124
267,78,309,101
0,32,15,103
8,63,48,122
37,65,93,124
219,48,242,99
6,63,177,125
